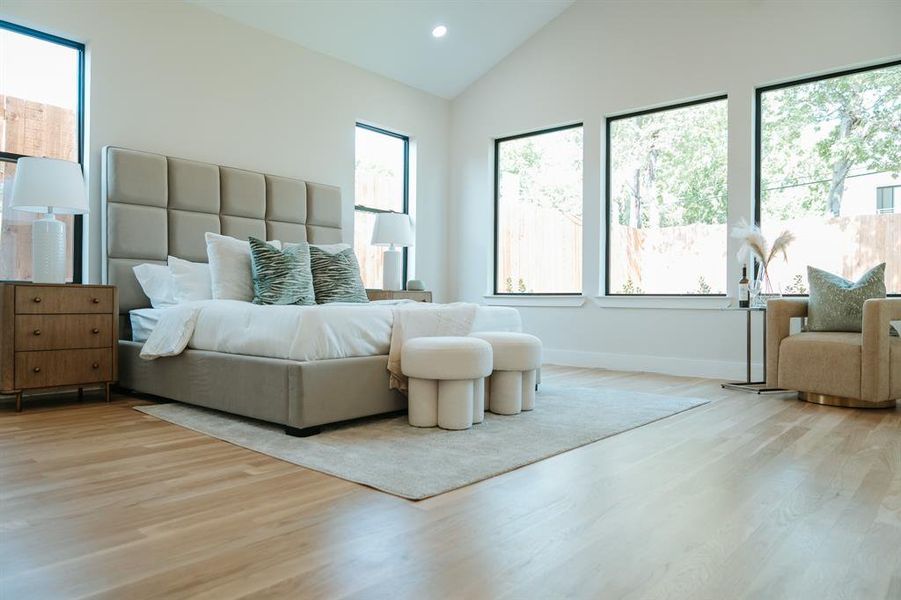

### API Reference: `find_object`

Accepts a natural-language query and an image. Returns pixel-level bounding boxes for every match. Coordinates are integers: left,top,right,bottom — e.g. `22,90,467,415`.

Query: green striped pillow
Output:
309,244,369,304
248,237,315,306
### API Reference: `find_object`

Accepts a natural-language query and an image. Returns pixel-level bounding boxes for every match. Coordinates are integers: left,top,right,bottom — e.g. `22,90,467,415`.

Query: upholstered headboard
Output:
101,146,342,314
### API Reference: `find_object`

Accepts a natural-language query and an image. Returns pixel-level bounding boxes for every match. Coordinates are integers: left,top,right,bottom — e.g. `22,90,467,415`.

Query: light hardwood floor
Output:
1,366,899,600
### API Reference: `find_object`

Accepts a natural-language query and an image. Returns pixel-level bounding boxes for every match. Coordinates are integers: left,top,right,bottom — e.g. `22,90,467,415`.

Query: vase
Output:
751,266,780,307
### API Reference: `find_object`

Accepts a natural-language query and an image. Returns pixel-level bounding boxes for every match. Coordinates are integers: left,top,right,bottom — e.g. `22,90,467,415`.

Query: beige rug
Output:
135,386,708,500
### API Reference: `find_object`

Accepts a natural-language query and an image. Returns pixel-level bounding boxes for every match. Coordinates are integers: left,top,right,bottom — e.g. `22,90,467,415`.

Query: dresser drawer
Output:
15,286,114,315
15,349,112,389
15,314,112,351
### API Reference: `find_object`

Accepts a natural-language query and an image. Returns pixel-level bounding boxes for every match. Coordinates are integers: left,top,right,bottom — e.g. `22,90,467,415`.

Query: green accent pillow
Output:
806,263,885,332
248,237,315,306
309,244,369,304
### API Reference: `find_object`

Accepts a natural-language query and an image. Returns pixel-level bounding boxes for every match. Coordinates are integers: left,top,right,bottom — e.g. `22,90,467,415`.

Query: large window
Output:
607,97,728,295
495,124,583,295
0,21,84,282
354,123,409,289
758,61,900,295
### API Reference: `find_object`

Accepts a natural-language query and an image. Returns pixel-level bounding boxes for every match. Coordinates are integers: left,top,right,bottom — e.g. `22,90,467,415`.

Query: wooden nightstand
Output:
366,289,432,303
0,283,118,411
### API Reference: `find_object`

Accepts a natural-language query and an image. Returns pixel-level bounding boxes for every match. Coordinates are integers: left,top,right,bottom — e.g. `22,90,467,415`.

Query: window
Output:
354,123,409,289
758,61,901,295
876,186,897,214
0,21,84,282
606,97,728,295
495,124,583,295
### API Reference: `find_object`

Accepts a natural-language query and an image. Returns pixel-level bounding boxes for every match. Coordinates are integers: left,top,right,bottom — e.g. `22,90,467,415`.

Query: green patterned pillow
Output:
309,244,369,304
248,237,315,306
807,263,885,332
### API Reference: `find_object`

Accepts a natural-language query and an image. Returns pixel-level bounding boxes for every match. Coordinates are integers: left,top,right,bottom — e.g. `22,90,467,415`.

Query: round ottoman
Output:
470,332,542,415
401,336,493,430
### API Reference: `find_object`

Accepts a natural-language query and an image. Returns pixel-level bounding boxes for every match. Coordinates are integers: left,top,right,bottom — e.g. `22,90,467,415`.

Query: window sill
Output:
481,295,737,310
483,295,587,307
592,296,733,310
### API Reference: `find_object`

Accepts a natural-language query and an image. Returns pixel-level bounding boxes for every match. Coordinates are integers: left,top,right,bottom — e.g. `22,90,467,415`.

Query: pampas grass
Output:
767,230,795,265
730,219,794,270
731,220,768,264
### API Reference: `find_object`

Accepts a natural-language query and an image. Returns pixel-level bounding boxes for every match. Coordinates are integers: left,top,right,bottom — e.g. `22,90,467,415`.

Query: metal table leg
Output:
762,308,767,381
722,308,787,394
746,309,752,383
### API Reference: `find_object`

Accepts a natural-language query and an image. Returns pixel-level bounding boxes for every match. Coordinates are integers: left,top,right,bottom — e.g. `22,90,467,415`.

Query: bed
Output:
103,146,520,435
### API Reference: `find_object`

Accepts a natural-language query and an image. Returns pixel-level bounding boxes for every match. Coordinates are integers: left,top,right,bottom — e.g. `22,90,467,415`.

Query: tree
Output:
498,128,583,226
761,65,901,218
612,114,663,229
610,99,728,230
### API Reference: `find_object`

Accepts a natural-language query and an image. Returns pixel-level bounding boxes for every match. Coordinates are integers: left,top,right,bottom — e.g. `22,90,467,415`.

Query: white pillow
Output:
168,256,212,303
132,263,176,308
205,232,282,301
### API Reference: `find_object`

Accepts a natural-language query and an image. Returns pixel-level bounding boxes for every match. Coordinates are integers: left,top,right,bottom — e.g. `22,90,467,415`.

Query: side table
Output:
720,306,787,395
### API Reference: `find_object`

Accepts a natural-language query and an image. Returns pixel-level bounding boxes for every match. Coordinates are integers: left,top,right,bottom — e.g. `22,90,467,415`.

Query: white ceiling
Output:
188,0,573,99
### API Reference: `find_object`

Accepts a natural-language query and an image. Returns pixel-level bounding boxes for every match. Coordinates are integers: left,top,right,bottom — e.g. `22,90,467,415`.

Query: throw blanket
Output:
140,305,202,360
387,302,478,392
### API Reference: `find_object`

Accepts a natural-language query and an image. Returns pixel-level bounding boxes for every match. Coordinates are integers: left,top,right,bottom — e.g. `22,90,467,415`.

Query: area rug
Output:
135,386,708,500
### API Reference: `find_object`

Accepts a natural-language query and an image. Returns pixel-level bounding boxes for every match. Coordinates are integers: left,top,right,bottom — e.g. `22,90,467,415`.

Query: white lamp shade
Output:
10,157,88,214
371,212,414,247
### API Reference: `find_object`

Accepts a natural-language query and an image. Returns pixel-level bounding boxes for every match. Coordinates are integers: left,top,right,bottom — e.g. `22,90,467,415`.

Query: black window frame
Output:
604,95,729,297
0,19,85,284
493,122,584,296
354,122,410,287
754,59,901,297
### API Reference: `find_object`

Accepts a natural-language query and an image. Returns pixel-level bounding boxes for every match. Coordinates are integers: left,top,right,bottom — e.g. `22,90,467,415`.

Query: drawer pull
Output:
33,297,42,303
33,329,41,336
92,362,100,369
92,328,100,334
92,298,100,304
33,367,41,374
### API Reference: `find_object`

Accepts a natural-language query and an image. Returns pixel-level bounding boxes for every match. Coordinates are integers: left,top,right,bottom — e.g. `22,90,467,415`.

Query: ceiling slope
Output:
188,0,573,98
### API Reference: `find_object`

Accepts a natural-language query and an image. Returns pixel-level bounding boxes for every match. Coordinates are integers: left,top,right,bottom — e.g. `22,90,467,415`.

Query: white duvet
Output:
134,299,521,362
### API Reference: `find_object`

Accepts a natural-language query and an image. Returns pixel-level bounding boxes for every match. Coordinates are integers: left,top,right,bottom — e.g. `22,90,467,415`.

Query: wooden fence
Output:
610,214,900,294
497,203,581,293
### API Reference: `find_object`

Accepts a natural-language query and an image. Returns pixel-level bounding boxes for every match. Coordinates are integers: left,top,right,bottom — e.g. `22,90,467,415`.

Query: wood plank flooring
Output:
1,366,899,599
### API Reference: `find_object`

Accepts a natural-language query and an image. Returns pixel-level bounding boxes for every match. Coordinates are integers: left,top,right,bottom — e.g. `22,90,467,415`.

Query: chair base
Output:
798,392,896,409
285,425,322,437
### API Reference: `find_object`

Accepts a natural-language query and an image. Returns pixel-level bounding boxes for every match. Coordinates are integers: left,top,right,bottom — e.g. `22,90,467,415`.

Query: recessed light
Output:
432,25,447,38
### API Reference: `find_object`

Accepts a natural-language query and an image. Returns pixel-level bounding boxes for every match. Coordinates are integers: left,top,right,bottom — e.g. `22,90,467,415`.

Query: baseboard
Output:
543,349,762,381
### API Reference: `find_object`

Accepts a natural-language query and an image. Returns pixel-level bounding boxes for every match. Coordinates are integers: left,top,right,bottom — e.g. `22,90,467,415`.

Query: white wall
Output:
449,0,901,379
0,0,451,300
4,0,899,379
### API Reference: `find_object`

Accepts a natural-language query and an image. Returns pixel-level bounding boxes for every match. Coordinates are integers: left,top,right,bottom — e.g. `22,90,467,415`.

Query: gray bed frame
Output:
102,146,405,435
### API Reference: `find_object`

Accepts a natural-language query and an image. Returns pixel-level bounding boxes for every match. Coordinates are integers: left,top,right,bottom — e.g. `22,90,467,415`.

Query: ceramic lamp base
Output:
382,247,403,291
32,213,67,283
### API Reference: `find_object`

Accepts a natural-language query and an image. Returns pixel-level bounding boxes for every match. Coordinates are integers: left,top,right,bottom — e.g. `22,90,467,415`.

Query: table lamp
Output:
10,157,88,283
371,212,413,290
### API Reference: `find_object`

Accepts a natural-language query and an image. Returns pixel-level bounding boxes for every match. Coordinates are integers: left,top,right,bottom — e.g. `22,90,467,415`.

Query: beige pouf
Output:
470,332,542,415
401,336,493,430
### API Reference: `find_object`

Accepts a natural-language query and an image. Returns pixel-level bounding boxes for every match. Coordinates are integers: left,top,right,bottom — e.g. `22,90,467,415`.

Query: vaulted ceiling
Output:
188,0,574,98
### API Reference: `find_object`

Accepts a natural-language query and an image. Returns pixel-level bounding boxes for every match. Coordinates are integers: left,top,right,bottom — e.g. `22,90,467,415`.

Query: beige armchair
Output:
766,298,900,408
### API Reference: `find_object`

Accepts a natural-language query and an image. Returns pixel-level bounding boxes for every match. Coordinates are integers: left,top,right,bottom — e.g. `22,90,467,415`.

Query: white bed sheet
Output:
130,300,521,363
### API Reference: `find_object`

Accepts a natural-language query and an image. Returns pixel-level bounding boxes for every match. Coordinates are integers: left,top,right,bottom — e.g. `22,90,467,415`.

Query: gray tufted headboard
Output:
101,146,342,314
